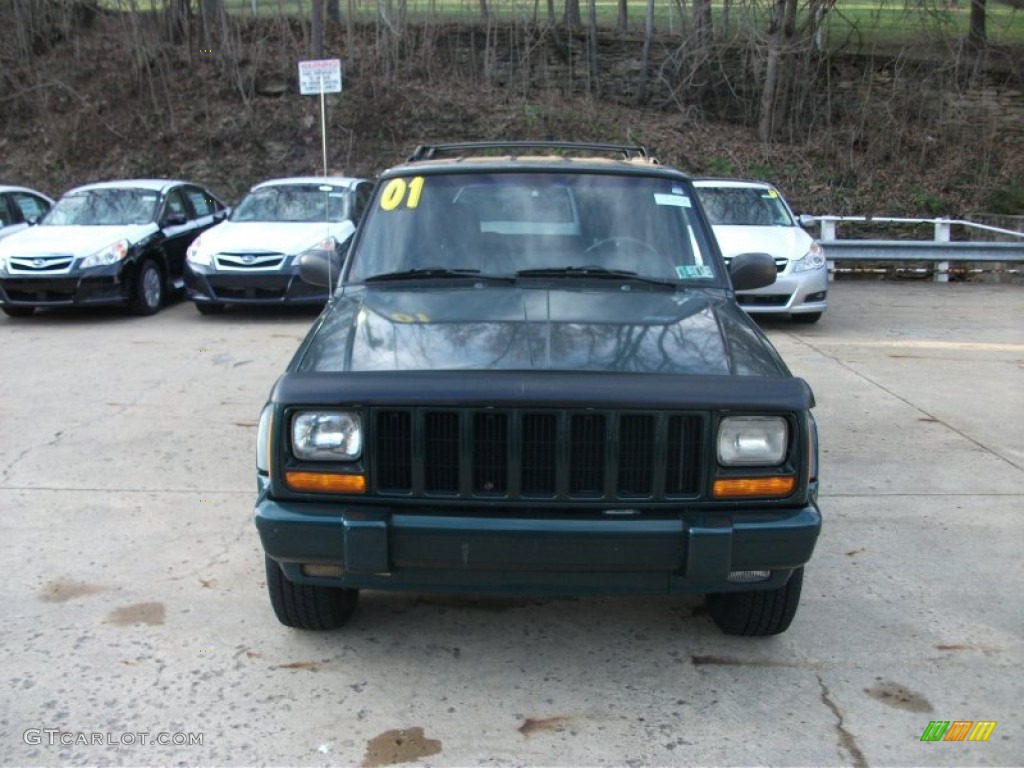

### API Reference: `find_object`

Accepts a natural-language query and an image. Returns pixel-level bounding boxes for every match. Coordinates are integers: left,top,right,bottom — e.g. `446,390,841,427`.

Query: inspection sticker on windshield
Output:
654,193,691,207
676,265,713,279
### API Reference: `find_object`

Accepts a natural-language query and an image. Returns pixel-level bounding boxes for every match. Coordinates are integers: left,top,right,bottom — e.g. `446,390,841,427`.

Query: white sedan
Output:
184,176,371,314
694,178,827,323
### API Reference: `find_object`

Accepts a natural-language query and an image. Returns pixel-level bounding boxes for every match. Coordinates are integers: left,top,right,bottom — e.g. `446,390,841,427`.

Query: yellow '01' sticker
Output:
379,177,425,211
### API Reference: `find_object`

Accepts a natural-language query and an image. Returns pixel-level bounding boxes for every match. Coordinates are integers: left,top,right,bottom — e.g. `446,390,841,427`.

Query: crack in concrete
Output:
786,332,1024,472
818,674,868,768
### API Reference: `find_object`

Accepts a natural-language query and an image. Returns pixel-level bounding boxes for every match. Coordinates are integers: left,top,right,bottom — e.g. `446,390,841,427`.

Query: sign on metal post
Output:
298,59,343,295
298,59,342,95
298,58,343,184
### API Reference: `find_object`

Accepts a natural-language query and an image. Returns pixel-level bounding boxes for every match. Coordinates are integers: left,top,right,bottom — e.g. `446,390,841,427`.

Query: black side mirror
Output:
729,252,777,291
298,248,344,288
162,212,188,227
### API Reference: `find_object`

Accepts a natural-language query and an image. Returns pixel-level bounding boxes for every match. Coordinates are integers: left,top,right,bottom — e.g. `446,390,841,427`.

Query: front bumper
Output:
255,497,821,596
185,264,326,305
0,269,128,307
737,266,828,316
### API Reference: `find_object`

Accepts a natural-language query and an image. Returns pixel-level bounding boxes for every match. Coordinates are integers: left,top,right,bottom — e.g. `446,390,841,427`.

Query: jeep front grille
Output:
372,408,705,501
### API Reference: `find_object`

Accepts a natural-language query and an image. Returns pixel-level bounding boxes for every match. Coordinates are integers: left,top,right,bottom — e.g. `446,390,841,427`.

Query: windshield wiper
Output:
364,267,514,284
515,266,678,289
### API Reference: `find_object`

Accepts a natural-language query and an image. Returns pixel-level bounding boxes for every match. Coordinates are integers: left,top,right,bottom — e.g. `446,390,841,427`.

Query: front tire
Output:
1,305,35,317
131,259,164,316
706,567,804,636
265,556,359,629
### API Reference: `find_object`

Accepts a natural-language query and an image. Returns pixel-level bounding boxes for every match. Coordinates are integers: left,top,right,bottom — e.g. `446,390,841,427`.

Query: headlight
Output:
256,404,273,473
291,410,362,461
717,416,788,466
80,239,129,269
186,235,213,266
793,241,825,272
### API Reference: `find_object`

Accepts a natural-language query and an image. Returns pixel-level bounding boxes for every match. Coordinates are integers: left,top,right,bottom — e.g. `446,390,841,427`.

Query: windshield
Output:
695,186,794,227
230,184,351,223
348,172,720,283
43,188,160,226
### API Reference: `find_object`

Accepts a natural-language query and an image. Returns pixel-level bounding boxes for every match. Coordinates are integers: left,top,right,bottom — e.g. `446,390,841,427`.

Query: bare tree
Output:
968,0,986,50
637,0,655,104
586,0,599,86
199,0,223,48
479,0,490,20
758,0,786,142
564,0,581,27
327,0,341,23
616,0,628,33
312,0,324,57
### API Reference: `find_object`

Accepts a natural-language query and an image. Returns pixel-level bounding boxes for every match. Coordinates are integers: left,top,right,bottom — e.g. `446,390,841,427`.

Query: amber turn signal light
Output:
285,471,366,494
712,476,796,499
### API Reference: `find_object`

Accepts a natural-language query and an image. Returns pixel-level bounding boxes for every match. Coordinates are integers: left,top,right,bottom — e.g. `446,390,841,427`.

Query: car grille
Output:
371,407,705,501
738,294,791,307
214,253,285,270
7,255,74,274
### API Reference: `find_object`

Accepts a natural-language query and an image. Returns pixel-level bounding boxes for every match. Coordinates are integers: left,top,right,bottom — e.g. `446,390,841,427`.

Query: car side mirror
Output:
298,247,344,288
213,209,228,222
798,213,816,229
729,252,777,291
162,212,188,227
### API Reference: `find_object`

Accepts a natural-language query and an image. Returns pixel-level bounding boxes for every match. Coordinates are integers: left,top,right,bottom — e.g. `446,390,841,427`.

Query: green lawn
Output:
98,1,1024,47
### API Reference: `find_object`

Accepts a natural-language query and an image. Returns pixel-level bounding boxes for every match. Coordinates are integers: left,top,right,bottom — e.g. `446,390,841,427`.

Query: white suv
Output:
694,178,827,324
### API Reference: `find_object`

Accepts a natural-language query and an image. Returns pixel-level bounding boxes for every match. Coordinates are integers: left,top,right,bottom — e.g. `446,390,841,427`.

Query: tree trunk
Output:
327,0,341,23
564,0,581,27
637,0,654,104
587,0,599,88
199,0,222,48
758,0,786,143
968,0,986,50
311,0,324,58
479,0,490,20
616,0,627,33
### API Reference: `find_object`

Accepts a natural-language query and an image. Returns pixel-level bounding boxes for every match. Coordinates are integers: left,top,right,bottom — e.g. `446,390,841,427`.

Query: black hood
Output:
293,284,789,377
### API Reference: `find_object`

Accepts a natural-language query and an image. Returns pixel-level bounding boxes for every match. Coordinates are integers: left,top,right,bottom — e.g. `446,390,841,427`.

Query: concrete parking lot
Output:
1,280,1021,766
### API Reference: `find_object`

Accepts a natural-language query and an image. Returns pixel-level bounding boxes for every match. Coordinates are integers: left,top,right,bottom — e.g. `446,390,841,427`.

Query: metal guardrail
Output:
808,216,1024,282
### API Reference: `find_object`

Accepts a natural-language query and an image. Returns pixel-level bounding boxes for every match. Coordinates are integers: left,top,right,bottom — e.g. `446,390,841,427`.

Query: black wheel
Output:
195,302,225,315
792,312,822,324
2,305,35,317
706,567,804,636
265,556,359,630
130,259,164,316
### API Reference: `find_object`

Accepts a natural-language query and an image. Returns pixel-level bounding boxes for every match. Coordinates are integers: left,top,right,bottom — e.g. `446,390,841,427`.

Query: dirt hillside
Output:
1,10,1022,219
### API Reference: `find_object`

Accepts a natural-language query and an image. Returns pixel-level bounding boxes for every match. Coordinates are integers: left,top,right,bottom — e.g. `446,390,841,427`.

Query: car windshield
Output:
42,188,160,226
696,186,794,227
230,184,351,223
347,171,720,283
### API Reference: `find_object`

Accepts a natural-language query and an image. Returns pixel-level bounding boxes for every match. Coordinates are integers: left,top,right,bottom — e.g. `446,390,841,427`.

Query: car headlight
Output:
793,241,825,272
256,404,274,474
80,239,129,269
717,416,788,466
186,235,213,266
291,410,362,461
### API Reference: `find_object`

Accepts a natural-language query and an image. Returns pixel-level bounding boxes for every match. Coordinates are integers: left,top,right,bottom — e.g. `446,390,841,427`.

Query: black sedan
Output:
0,179,227,317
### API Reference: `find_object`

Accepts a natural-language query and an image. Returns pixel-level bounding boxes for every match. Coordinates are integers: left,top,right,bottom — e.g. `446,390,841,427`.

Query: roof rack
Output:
407,141,655,163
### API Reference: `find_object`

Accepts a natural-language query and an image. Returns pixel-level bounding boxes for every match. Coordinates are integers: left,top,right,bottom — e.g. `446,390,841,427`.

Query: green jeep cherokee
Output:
255,142,821,636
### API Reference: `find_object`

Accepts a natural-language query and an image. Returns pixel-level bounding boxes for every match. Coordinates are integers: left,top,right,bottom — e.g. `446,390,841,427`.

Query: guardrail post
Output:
820,219,836,241
933,218,951,283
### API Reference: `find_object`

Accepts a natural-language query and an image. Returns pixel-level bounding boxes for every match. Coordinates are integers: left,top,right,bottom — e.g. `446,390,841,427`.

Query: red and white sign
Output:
298,59,342,95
